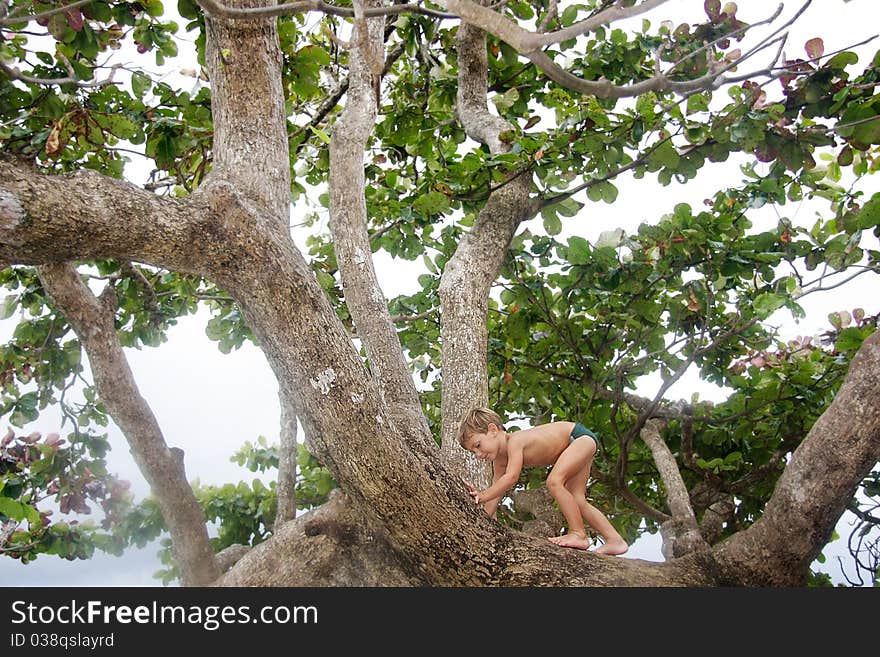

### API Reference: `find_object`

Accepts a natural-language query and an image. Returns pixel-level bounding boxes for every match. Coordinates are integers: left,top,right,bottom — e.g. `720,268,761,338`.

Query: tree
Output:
1,0,879,586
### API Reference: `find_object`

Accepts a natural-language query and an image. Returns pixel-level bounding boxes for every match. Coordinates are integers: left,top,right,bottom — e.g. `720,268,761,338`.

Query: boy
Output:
458,407,628,554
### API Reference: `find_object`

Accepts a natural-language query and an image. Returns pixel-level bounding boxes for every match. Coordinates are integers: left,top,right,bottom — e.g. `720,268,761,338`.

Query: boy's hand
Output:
461,478,481,504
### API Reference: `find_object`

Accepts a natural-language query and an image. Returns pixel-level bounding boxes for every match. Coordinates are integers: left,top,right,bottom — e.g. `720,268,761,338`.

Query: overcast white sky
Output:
2,0,878,586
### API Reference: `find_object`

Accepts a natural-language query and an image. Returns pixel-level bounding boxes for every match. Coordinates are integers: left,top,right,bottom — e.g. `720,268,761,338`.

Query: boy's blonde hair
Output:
457,407,505,446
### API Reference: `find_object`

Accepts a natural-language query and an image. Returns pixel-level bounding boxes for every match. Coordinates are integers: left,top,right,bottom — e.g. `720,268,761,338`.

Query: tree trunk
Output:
439,20,537,487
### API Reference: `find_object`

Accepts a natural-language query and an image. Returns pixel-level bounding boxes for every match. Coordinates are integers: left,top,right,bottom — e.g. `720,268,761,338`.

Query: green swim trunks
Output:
570,422,600,451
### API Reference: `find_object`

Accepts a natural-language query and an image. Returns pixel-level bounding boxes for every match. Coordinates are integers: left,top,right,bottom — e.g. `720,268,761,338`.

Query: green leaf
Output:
687,94,709,114
752,293,786,318
826,51,858,69
648,140,681,170
598,181,618,204
132,71,153,98
556,198,583,216
835,327,866,352
0,496,25,521
107,115,138,140
422,254,438,274
316,471,335,496
309,126,331,144
142,0,165,17
205,317,227,341
492,88,520,112
413,191,450,216
0,295,18,320
178,0,201,20
499,42,519,67
567,236,592,265
856,193,880,229
24,504,41,524
543,212,562,236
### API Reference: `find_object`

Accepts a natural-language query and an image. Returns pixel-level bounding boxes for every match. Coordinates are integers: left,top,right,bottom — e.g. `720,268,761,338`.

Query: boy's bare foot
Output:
548,533,592,550
595,538,628,555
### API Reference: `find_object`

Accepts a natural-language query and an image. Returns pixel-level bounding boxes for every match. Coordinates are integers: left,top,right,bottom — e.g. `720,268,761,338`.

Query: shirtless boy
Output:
458,407,628,554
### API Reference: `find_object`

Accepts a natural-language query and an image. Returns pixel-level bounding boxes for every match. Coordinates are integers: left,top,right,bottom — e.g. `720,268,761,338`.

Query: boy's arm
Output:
476,444,523,505
480,461,507,517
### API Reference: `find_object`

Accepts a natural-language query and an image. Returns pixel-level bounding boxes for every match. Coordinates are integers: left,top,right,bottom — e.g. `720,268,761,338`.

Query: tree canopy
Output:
1,0,879,587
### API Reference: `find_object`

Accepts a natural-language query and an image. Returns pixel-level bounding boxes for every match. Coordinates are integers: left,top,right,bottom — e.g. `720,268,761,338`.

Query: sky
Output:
2,0,879,586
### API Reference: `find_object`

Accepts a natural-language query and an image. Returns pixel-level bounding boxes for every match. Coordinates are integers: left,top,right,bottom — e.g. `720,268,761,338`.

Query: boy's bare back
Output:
503,421,577,469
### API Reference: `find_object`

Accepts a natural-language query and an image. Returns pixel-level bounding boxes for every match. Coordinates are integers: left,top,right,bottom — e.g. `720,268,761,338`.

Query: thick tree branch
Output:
439,15,536,486
196,0,453,21
700,496,735,545
200,205,510,583
715,331,880,585
215,544,252,572
36,263,220,586
203,2,290,230
327,0,433,448
640,419,695,521
275,386,299,529
640,419,707,559
220,491,419,585
221,491,718,586
0,158,213,271
291,41,405,159
443,0,673,52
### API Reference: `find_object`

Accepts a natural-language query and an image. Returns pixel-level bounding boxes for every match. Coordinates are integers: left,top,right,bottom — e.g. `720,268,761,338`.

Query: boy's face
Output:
464,423,503,462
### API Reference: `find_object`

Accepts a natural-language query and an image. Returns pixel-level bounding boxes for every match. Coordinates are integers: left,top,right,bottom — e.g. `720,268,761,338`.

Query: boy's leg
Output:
561,441,628,555
574,499,628,555
545,438,595,550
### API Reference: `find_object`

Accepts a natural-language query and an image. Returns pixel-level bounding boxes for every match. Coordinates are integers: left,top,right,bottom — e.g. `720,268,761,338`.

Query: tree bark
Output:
275,385,299,529
219,490,418,586
203,0,290,233
0,158,211,271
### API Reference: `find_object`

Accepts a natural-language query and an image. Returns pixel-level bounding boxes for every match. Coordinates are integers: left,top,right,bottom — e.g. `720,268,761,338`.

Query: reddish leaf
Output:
805,37,824,60
754,141,777,163
65,8,84,32
802,150,816,170
705,0,721,20
45,122,63,157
